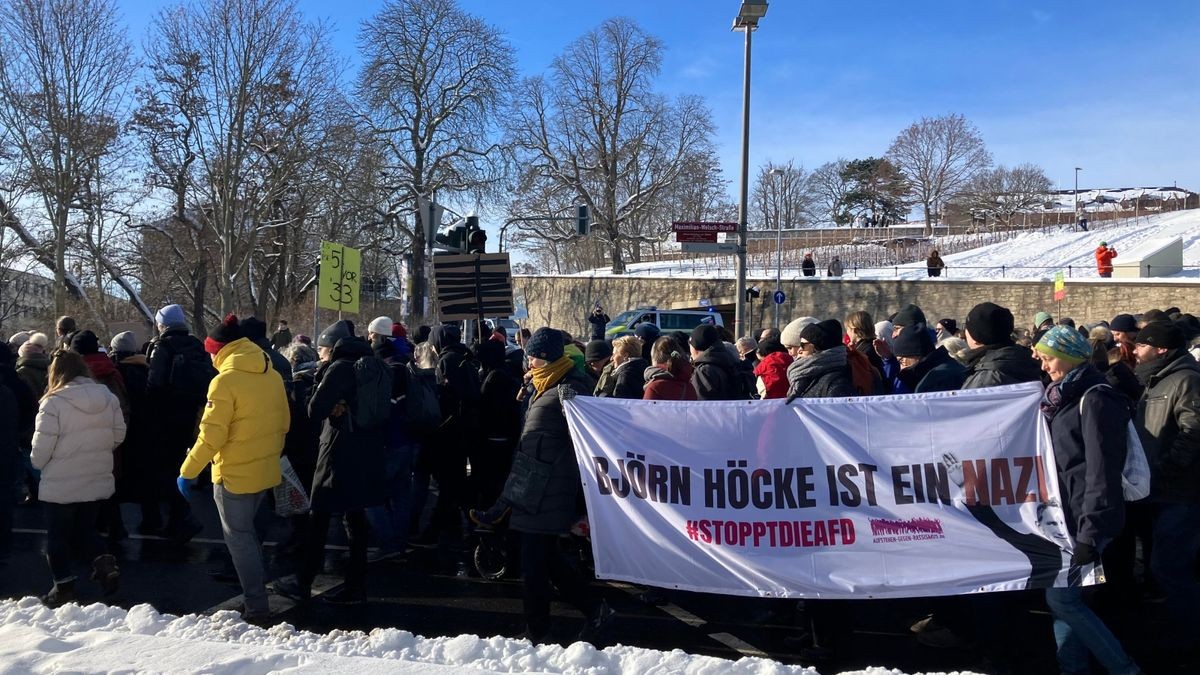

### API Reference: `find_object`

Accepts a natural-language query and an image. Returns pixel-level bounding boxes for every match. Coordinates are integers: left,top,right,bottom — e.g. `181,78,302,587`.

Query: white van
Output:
604,307,724,339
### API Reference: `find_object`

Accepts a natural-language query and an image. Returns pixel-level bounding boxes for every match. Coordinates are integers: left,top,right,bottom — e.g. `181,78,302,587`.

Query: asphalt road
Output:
0,489,1184,675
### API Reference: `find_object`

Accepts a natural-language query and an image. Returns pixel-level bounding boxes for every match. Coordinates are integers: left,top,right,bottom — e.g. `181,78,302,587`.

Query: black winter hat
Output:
965,302,1015,346
239,316,268,341
799,319,843,351
585,339,613,363
70,330,100,355
205,313,243,354
1109,314,1138,333
937,318,957,335
526,327,564,362
893,323,935,358
1176,314,1200,342
1135,321,1184,349
893,304,927,329
690,324,721,352
318,320,355,348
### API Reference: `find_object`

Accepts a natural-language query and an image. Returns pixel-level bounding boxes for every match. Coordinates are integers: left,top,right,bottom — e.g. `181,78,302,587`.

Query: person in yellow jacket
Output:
178,314,289,623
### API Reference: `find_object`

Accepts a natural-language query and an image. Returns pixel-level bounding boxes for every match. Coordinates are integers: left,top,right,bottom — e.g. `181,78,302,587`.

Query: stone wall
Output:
513,275,1198,338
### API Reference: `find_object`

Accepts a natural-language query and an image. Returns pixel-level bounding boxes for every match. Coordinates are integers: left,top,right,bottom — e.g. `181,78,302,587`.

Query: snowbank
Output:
0,597,985,675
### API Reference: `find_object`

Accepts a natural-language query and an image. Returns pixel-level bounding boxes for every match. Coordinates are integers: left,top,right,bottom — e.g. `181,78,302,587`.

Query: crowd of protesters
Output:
2,296,1199,671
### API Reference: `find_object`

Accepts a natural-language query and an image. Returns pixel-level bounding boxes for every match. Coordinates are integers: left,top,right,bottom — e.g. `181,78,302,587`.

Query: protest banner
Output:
563,382,1098,599
319,240,361,314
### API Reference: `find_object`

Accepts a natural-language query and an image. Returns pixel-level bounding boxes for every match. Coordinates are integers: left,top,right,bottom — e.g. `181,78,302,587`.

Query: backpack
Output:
154,338,215,403
846,348,882,396
403,363,441,438
352,355,393,431
1079,384,1151,501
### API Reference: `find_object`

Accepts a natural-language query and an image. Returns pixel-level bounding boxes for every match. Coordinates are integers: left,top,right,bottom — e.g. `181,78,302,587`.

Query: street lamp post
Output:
1074,166,1082,226
768,167,784,329
732,0,768,340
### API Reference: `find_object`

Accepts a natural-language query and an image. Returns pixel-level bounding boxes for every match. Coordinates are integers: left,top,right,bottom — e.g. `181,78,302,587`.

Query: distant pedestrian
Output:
801,253,816,277
827,255,844,277
586,304,611,342
1095,242,1117,278
270,320,292,350
926,250,945,277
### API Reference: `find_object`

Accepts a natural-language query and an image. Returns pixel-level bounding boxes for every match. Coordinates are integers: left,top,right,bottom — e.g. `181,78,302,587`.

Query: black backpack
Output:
403,364,442,437
154,338,215,403
352,355,393,431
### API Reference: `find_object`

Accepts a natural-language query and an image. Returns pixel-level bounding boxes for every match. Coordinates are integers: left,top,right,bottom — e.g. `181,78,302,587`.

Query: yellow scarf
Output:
530,355,575,397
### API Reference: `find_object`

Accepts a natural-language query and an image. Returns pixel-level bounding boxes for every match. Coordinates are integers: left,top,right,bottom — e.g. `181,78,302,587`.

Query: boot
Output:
577,599,616,644
42,579,76,607
91,554,120,596
272,576,312,603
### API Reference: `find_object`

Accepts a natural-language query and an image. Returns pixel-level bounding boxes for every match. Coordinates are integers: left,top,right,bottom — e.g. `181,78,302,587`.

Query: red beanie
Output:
391,322,406,338
205,313,242,354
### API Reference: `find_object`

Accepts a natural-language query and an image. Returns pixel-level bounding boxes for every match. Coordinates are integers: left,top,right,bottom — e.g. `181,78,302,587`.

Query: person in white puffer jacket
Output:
30,349,126,606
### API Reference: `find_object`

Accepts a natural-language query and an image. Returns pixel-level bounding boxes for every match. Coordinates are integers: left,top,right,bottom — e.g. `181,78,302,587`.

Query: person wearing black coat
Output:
145,308,213,541
893,325,967,393
689,325,744,400
240,317,292,394
473,340,523,509
603,336,646,399
1033,326,1140,675
0,344,34,557
785,321,857,400
497,327,610,643
107,334,153,538
277,321,387,605
961,302,1043,390
586,306,610,342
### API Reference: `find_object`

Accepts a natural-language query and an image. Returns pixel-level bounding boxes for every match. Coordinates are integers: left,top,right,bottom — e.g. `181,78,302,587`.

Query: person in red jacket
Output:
752,338,793,399
643,337,697,401
1095,242,1117,277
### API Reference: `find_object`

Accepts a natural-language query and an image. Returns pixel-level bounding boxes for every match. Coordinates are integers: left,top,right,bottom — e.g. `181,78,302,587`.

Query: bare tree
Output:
953,164,1053,227
0,0,135,317
751,160,814,231
810,159,851,225
136,0,340,318
887,113,991,235
357,0,516,320
506,18,716,274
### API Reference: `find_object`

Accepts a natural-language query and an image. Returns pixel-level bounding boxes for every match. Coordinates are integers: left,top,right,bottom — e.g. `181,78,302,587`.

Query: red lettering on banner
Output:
684,519,856,548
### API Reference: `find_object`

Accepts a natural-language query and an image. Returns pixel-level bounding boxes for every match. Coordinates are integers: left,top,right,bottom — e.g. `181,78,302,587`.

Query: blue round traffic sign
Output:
773,290,786,305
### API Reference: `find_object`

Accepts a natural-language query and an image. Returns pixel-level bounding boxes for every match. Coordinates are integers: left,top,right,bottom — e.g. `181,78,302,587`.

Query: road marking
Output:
604,581,769,657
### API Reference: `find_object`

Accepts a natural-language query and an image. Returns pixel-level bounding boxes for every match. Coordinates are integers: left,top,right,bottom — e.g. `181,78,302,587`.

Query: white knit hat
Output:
367,316,393,336
780,316,818,347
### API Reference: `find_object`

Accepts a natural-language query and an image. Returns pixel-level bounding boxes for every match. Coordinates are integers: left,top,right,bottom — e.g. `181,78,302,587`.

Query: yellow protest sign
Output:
319,241,361,313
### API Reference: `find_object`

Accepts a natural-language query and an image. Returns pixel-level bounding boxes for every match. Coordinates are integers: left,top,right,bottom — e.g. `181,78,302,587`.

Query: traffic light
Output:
577,204,590,236
465,215,487,253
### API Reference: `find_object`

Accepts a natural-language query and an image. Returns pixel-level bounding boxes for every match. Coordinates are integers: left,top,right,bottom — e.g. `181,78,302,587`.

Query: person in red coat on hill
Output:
1094,242,1117,278
643,337,697,401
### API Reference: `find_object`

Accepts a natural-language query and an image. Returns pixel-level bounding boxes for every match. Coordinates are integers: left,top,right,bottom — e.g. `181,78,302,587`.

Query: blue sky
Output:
118,0,1200,197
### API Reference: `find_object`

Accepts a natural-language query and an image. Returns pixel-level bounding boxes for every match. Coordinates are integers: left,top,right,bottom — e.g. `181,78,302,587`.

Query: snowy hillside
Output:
569,210,1200,281
0,598,978,675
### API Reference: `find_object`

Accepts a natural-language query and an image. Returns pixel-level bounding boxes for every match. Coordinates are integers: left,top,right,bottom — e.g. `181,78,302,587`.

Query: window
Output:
658,313,708,330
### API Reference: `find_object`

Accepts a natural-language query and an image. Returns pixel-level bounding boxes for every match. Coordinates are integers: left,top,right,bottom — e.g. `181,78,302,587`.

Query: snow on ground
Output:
569,210,1200,281
0,597,981,675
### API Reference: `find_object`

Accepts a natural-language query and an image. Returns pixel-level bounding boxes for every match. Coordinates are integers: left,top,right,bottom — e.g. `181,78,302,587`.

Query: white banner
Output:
564,382,1100,599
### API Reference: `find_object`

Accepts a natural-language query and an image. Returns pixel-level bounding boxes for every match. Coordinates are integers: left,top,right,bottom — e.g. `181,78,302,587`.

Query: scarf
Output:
530,355,575,397
1040,364,1086,421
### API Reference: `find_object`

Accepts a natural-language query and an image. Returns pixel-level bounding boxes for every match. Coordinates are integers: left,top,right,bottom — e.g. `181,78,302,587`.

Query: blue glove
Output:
177,476,196,499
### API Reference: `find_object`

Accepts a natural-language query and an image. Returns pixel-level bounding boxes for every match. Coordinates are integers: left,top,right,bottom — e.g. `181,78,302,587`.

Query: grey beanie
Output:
780,316,818,347
110,331,139,354
318,320,355,348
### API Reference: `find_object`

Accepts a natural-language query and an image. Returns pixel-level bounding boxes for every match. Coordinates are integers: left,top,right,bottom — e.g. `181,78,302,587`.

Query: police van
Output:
604,307,724,339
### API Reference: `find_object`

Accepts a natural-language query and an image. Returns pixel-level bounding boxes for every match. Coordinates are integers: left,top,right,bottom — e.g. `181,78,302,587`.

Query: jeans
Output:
212,485,269,614
44,501,103,583
366,444,416,553
1044,586,1139,675
1150,502,1200,644
521,532,596,637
